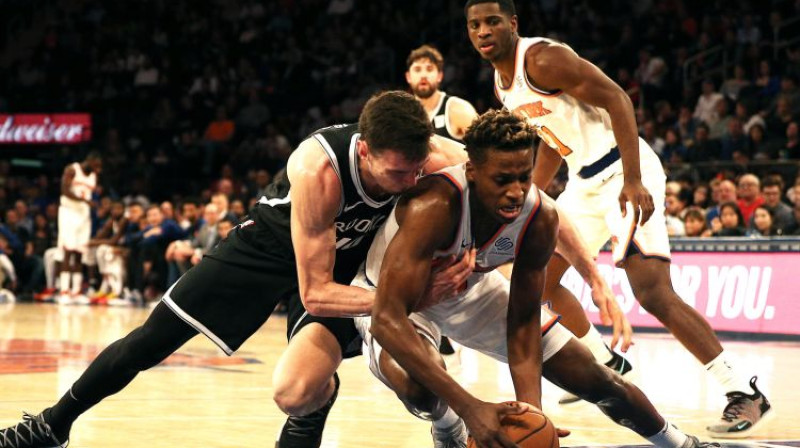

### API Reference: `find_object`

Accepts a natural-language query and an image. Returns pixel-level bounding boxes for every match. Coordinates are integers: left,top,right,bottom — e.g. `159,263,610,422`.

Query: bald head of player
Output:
464,109,535,223
464,0,519,63
356,91,433,195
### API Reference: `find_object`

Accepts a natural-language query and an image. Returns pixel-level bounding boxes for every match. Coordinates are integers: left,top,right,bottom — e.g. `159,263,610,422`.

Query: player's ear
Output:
357,139,369,160
405,70,412,84
465,161,476,182
510,15,518,34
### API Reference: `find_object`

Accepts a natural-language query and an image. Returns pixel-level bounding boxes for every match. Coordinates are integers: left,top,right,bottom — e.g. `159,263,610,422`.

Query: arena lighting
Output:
0,113,92,144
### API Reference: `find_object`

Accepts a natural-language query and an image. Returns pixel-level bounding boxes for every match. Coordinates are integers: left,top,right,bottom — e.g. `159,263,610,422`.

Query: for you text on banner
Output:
560,251,799,335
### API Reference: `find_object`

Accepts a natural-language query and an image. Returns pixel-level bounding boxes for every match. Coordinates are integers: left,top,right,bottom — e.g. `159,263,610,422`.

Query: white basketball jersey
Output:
60,162,96,210
494,37,618,179
364,163,542,291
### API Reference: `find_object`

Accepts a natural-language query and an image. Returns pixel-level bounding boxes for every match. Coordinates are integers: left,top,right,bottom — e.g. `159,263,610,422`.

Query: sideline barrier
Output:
560,237,800,336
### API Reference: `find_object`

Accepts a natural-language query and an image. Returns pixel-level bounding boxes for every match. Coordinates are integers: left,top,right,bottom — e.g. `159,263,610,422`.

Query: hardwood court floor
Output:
0,303,797,447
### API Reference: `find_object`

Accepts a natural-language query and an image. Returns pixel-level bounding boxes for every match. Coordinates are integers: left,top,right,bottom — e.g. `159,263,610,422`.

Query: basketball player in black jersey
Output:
0,91,473,448
406,45,479,142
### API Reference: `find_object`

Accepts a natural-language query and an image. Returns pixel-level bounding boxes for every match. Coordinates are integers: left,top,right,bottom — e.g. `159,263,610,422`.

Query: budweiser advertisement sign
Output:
0,114,92,144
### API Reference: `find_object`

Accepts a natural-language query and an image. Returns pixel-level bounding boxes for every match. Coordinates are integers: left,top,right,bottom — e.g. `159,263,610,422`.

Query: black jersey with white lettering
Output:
252,123,396,284
430,92,459,141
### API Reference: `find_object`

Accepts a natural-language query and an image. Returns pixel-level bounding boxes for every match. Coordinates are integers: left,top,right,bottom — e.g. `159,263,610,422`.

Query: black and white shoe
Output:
0,412,68,448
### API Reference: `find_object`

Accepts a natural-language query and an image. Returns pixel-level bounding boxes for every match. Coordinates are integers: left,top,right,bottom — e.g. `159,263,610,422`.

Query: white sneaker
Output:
72,294,91,305
56,293,73,305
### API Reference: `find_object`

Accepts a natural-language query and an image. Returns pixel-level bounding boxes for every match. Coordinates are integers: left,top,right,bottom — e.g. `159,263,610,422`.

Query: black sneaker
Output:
559,350,633,405
0,412,68,448
707,376,773,438
276,373,340,448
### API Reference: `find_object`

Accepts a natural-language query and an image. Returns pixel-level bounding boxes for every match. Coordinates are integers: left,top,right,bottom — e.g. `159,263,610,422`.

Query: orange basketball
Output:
466,405,559,448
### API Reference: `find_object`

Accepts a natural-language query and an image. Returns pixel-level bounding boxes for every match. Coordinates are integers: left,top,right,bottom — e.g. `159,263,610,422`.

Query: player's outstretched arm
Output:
543,193,633,351
507,195,558,409
525,44,654,224
288,138,375,317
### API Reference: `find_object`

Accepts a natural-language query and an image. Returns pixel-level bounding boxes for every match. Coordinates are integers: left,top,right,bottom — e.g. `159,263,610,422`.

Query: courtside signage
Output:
561,252,800,335
0,113,92,144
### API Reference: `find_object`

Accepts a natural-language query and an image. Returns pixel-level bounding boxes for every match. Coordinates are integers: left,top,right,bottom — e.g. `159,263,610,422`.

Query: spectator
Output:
685,123,720,162
736,173,765,225
693,183,711,210
720,65,751,101
711,201,747,236
747,206,781,237
779,121,799,159
693,79,724,125
642,120,665,156
747,124,775,160
664,190,689,236
674,105,698,143
785,202,800,235
661,128,687,162
755,177,795,233
755,59,780,100
13,200,34,235
720,118,748,160
684,207,712,237
707,179,738,224
708,98,732,140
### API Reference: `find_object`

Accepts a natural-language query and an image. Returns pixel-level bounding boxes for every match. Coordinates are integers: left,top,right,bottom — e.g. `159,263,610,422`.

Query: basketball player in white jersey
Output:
407,44,480,359
57,152,102,305
357,110,714,448
465,0,771,437
406,44,478,141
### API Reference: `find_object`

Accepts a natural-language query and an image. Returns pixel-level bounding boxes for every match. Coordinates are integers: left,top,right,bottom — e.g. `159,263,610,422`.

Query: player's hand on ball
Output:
463,400,524,448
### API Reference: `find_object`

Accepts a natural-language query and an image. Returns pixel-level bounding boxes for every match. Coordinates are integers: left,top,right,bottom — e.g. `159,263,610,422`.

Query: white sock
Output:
647,422,689,448
59,272,71,293
71,272,83,295
433,407,460,430
705,351,751,394
579,324,613,364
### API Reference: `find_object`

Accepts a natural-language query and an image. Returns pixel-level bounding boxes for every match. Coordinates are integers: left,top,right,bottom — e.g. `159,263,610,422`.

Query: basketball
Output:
467,405,558,448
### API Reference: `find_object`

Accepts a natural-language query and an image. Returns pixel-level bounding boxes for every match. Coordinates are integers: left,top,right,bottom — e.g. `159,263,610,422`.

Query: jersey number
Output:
533,125,573,157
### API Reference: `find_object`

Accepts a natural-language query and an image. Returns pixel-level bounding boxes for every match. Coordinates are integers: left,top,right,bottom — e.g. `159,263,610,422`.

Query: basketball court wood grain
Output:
0,303,796,447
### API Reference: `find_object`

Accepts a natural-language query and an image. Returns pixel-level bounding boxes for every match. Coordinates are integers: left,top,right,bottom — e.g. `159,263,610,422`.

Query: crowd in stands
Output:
1,0,800,302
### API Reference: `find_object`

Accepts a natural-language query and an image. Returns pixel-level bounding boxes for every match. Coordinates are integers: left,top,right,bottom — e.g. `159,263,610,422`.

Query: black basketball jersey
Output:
252,124,396,284
430,92,459,141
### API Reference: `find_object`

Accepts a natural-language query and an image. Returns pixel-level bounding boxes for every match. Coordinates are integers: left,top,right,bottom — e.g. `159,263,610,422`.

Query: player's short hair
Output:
464,0,516,17
463,109,534,164
407,45,444,72
359,90,433,162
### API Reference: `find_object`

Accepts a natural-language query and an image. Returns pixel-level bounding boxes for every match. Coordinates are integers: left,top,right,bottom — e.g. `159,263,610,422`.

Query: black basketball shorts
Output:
161,221,361,358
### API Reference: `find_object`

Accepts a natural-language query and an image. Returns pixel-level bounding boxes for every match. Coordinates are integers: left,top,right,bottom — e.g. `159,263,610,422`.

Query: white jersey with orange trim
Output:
495,36,670,265
495,38,622,179
354,163,571,367
58,162,95,254
60,162,96,212
364,163,542,291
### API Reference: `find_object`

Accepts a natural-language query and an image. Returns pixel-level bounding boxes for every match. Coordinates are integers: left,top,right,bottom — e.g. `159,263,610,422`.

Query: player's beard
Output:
413,82,438,99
